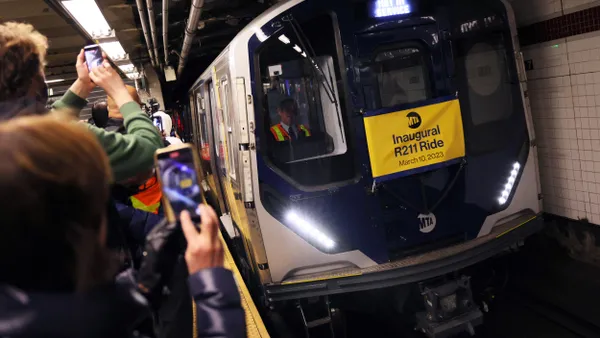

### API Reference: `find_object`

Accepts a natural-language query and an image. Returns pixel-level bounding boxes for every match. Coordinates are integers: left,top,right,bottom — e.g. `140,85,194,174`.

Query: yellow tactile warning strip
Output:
222,237,271,338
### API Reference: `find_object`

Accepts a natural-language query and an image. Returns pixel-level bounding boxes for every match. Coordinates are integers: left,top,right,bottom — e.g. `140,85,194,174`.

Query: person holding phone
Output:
0,115,245,338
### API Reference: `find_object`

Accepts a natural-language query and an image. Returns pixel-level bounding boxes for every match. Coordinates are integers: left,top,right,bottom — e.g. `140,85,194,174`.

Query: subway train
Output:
183,0,543,333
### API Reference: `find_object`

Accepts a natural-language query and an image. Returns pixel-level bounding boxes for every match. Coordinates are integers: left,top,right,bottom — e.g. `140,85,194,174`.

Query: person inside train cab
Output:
270,98,311,142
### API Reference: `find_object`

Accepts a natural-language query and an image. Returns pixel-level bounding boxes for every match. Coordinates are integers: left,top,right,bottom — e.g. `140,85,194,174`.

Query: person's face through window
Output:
277,102,297,126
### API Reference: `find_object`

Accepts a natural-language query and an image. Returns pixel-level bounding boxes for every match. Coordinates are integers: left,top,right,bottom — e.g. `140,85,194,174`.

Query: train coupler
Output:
415,275,483,338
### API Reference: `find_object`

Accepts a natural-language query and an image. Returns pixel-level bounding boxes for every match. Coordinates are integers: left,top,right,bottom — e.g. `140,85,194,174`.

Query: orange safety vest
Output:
130,175,162,214
270,123,311,142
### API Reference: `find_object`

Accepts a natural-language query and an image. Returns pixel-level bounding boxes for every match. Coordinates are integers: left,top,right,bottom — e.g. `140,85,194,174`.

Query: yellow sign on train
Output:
363,96,465,182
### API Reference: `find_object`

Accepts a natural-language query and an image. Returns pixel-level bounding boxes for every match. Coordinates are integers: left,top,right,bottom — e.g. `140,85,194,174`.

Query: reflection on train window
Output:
373,47,430,107
256,14,354,187
456,35,518,154
195,92,212,175
220,79,237,180
462,42,512,126
209,82,226,176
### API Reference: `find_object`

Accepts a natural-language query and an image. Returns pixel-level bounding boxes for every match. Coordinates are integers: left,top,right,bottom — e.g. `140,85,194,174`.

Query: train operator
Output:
270,98,311,142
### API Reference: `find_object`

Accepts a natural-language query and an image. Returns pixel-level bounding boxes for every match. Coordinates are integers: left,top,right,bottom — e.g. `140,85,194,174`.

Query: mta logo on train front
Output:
418,213,437,233
407,112,422,129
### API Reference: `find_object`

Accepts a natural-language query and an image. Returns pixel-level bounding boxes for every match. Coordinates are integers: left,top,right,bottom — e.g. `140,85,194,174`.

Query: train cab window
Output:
256,13,354,187
373,47,431,107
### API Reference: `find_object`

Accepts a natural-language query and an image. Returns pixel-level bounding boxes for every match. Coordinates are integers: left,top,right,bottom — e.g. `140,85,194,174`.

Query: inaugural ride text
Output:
363,97,466,182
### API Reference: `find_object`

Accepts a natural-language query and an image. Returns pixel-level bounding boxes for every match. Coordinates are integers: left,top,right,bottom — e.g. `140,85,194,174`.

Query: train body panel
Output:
187,0,543,297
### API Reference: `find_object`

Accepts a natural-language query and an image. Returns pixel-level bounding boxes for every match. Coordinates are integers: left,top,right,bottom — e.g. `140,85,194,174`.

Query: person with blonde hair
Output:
0,116,245,337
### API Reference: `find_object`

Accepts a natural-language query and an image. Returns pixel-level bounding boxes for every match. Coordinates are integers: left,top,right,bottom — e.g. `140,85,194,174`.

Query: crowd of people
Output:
0,21,245,337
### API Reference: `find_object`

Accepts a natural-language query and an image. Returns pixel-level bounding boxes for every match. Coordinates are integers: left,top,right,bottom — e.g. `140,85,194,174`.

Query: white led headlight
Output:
498,162,521,205
285,211,336,250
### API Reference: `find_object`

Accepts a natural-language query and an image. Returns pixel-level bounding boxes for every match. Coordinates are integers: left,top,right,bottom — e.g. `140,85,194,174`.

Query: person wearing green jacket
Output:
0,21,162,183
52,50,163,182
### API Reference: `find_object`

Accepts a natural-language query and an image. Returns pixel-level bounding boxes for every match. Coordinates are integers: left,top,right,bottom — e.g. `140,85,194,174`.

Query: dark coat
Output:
0,268,246,338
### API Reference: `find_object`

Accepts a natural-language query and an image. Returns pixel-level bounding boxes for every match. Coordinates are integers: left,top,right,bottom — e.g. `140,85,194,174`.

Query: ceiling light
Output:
45,79,65,84
498,162,521,205
278,34,290,44
100,41,127,61
118,63,136,73
62,0,112,38
285,211,336,250
293,45,302,53
301,52,307,58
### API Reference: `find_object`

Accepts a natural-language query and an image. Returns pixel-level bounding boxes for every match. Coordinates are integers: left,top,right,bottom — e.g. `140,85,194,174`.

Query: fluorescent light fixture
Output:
118,63,136,73
45,79,65,84
372,0,412,18
126,72,141,79
293,45,302,53
62,0,112,38
498,162,521,205
100,41,127,61
285,211,336,250
278,34,290,44
254,27,269,42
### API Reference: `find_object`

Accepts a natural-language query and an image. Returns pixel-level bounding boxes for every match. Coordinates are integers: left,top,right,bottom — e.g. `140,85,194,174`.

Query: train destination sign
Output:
363,96,466,182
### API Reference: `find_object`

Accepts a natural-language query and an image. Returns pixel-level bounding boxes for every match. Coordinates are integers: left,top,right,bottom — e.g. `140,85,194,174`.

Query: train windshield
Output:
373,47,431,107
256,14,354,187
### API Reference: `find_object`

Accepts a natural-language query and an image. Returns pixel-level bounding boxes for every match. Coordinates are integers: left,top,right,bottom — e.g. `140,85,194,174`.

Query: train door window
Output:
455,34,516,153
209,81,226,176
220,78,237,181
196,92,212,175
256,13,355,187
373,47,431,107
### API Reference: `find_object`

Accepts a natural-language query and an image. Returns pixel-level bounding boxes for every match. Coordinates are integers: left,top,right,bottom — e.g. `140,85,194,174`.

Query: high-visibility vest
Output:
130,176,162,214
270,123,311,142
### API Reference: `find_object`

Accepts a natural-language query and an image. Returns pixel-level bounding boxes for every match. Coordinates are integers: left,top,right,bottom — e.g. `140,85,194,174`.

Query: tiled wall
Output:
511,1,600,223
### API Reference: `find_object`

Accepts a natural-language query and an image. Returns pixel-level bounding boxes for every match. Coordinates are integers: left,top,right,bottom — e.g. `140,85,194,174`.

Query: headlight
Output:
285,211,336,250
498,162,521,205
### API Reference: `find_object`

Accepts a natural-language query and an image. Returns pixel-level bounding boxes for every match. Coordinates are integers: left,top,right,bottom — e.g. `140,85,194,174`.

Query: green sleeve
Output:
51,90,88,116
88,102,164,182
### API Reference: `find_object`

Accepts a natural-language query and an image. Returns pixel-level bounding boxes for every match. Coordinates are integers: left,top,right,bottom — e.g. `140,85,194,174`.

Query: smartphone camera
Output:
156,147,202,222
84,44,103,70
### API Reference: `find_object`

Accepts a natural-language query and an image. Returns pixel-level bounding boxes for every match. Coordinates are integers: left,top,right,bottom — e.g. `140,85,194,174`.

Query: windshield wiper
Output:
284,15,337,104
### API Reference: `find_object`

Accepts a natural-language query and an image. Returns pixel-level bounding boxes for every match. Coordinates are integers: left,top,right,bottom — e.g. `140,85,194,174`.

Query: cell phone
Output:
155,144,203,223
153,116,163,132
84,44,103,70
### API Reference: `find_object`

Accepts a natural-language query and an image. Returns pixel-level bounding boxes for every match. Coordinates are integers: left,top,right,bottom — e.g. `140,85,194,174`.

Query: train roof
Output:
189,0,304,91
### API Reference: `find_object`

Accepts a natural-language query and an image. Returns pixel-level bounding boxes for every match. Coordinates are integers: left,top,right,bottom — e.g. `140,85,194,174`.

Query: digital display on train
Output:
369,0,412,18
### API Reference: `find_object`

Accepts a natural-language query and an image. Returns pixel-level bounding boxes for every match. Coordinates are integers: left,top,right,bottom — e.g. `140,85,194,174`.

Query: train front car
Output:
241,0,543,331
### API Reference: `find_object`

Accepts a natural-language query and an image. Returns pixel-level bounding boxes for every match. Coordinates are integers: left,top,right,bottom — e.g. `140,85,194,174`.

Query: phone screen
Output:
157,147,202,221
153,116,163,131
84,45,103,70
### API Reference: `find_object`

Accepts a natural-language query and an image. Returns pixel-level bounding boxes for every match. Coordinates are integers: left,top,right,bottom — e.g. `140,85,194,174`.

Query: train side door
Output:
206,80,230,215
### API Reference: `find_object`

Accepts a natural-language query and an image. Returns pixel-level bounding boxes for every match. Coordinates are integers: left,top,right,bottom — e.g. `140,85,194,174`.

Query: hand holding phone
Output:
155,144,204,223
181,205,224,274
84,44,103,70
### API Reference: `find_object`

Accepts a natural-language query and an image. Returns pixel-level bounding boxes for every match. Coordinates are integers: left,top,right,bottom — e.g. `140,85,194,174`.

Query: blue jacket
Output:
0,268,246,338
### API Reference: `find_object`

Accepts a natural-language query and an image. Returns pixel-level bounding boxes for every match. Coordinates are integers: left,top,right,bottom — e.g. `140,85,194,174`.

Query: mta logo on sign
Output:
406,112,422,129
418,213,436,233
